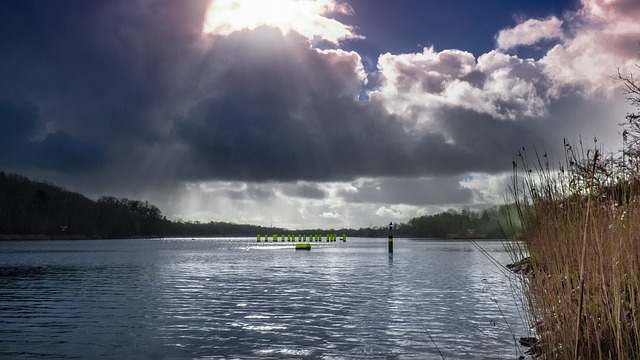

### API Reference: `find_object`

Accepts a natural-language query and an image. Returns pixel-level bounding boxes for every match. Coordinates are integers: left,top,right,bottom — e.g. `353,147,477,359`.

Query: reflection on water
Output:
0,238,529,359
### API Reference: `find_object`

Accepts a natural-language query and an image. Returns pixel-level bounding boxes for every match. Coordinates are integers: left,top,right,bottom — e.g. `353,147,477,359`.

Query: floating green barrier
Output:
295,243,311,250
259,233,344,243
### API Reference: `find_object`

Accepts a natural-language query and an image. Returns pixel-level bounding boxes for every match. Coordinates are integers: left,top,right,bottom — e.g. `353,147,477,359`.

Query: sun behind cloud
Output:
202,0,362,45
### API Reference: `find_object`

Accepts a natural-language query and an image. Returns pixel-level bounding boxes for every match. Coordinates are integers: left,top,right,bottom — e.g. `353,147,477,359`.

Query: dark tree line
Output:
399,206,515,239
165,221,287,238
95,196,164,238
0,171,289,239
0,171,513,239
299,206,513,238
0,172,166,238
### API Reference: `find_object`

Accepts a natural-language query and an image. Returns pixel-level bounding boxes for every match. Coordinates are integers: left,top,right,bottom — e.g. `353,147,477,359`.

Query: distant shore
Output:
0,234,91,241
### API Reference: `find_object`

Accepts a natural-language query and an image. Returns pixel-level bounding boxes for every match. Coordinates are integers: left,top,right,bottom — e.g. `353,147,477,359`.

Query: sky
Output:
0,0,639,229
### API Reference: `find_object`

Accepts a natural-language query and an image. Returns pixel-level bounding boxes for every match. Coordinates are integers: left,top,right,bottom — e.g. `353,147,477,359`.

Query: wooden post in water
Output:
388,222,394,254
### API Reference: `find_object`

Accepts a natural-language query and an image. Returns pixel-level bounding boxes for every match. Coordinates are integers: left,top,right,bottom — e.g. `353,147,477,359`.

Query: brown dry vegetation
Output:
507,68,640,359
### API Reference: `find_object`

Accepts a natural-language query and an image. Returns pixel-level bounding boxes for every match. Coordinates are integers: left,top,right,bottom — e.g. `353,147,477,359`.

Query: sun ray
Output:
202,0,361,45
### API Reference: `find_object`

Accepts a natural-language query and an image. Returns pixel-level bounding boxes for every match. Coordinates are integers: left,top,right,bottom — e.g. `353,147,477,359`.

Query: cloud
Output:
281,182,328,200
172,27,524,181
30,132,107,173
460,173,512,205
0,101,39,149
533,0,640,96
496,17,564,50
581,0,640,20
2,0,633,185
372,48,550,121
0,101,106,173
202,0,362,45
319,211,340,219
0,0,638,229
375,205,405,220
339,177,473,206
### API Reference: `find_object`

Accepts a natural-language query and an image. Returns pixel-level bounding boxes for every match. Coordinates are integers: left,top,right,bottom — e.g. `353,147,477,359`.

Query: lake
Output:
0,238,531,359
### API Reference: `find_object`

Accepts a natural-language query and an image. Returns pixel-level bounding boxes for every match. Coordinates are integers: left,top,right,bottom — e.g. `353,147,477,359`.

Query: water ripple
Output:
0,238,530,359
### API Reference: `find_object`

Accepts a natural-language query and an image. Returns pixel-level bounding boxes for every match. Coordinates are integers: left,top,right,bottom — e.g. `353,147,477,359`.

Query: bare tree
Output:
618,65,640,179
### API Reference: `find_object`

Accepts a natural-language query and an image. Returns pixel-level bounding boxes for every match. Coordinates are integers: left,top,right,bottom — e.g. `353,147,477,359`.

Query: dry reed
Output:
508,141,640,359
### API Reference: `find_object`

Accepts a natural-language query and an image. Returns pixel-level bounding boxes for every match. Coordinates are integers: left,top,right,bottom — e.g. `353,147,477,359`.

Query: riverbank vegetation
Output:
0,170,509,240
0,172,287,239
508,70,640,359
402,206,514,239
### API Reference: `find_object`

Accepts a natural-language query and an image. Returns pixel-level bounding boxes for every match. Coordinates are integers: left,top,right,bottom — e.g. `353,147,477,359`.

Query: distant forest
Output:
0,171,513,240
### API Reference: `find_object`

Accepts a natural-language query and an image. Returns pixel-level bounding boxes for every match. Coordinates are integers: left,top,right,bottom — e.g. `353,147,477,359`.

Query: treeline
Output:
0,172,288,239
0,172,163,238
0,171,512,239
399,206,515,239
166,221,286,238
308,206,514,239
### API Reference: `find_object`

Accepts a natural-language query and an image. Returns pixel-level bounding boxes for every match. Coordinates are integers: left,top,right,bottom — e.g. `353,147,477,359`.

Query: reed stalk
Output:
508,140,640,359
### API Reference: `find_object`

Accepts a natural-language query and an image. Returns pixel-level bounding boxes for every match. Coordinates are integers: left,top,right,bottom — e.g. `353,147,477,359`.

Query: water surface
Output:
0,238,530,359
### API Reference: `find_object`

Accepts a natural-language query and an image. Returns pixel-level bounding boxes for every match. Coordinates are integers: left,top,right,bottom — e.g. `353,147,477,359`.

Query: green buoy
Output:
295,243,311,250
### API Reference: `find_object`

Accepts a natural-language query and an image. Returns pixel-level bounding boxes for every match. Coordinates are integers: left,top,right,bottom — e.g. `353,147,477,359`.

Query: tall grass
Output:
508,138,640,359
504,65,640,359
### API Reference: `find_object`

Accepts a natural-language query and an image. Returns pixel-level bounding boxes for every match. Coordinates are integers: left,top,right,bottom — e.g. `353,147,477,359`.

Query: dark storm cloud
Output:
435,107,538,161
225,184,276,201
171,28,531,182
174,88,510,181
281,183,328,200
0,101,38,149
30,131,107,173
0,0,610,188
339,177,473,205
0,101,106,173
0,0,205,145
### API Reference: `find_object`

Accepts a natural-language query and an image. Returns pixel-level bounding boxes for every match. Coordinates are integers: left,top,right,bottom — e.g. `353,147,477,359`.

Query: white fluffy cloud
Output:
581,0,640,20
372,47,550,122
373,0,640,125
319,211,341,219
496,17,564,50
372,0,640,128
539,0,640,96
459,173,512,205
